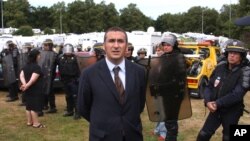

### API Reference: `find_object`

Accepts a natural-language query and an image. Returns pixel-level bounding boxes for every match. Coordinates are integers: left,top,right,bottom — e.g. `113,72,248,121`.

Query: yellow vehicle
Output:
179,42,221,98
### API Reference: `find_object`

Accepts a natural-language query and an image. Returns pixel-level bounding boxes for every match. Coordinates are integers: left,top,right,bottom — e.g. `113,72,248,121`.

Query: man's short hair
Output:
104,27,128,43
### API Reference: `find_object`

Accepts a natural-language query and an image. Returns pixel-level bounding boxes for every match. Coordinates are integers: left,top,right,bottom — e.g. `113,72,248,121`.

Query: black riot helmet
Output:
224,39,247,58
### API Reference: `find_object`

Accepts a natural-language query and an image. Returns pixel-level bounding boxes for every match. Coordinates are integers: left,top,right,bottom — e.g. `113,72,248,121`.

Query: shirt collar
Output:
105,57,126,73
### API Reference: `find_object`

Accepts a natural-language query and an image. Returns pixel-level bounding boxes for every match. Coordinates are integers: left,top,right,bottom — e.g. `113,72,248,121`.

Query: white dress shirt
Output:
105,57,126,89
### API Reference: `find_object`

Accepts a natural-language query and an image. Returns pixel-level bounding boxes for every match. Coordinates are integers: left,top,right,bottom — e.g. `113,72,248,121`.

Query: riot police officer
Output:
0,40,19,102
135,47,147,62
125,42,136,62
58,44,80,119
38,39,58,114
93,46,105,61
196,39,248,141
76,44,82,52
161,34,185,141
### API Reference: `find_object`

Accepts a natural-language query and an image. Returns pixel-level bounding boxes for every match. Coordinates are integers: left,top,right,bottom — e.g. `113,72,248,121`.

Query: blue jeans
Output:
154,122,167,138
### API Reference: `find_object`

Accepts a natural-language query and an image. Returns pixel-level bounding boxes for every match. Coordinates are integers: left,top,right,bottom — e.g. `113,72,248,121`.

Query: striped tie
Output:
113,66,125,105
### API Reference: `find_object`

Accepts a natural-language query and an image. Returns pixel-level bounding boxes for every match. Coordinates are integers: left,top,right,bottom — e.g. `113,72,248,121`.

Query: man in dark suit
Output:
77,27,146,141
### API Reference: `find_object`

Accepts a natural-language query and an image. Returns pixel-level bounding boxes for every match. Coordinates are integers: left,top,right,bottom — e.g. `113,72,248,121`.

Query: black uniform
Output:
162,50,184,141
58,54,80,117
0,47,19,101
126,56,136,62
38,50,58,113
197,62,247,141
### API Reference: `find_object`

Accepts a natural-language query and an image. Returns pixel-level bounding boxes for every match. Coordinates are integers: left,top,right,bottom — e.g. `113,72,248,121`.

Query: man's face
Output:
227,51,242,65
162,42,173,53
125,47,133,57
43,43,50,51
8,43,15,50
104,31,127,64
156,48,163,56
138,53,146,59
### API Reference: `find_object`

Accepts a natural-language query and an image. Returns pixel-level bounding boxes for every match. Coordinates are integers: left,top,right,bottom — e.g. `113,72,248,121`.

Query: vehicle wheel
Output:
198,78,208,99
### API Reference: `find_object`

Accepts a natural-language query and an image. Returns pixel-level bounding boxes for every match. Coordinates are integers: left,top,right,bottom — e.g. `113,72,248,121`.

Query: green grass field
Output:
0,90,249,141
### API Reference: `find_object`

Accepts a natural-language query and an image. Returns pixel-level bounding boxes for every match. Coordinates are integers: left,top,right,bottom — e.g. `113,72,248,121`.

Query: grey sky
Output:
28,0,239,19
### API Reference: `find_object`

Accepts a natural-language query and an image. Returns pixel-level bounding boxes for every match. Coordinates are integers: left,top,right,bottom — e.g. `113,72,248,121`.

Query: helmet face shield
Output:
63,44,74,54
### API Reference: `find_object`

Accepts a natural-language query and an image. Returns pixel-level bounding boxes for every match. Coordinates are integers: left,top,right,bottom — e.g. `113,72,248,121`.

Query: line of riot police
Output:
0,38,107,119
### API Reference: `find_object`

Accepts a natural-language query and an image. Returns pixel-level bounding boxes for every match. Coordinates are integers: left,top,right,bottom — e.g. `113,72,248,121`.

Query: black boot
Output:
165,121,178,141
196,130,212,141
46,108,57,113
63,111,74,117
73,113,81,120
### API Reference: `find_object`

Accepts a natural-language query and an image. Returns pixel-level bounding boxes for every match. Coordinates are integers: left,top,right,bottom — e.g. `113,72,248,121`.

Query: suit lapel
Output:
98,59,120,103
124,60,134,104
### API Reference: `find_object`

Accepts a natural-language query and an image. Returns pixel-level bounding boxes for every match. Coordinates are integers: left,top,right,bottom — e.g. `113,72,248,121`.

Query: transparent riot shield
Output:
2,54,17,86
18,53,28,74
38,51,57,95
75,52,97,72
137,53,192,122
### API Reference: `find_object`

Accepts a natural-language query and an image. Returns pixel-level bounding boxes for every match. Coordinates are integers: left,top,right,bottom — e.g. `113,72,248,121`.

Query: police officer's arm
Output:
203,68,217,105
77,70,92,122
51,53,59,80
215,82,247,108
242,65,250,90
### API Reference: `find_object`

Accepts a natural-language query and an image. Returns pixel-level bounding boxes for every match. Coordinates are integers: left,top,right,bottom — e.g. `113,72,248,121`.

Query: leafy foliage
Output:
13,25,33,36
0,0,249,38
44,27,54,35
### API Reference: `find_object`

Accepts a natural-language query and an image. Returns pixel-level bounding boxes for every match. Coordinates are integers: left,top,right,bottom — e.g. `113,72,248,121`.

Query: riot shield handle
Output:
145,55,151,85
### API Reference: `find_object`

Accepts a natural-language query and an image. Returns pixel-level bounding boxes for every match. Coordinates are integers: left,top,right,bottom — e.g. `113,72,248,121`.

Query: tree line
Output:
0,0,250,43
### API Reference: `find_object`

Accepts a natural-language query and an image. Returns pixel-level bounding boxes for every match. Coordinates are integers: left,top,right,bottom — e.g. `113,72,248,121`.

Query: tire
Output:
198,78,208,99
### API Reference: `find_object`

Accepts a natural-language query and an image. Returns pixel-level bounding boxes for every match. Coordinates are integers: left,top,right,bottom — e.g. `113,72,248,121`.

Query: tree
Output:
28,6,54,30
3,0,30,28
98,2,119,31
119,4,152,31
155,13,184,33
50,2,67,33
66,0,89,33
202,8,219,35
43,27,54,34
233,0,250,47
13,25,33,36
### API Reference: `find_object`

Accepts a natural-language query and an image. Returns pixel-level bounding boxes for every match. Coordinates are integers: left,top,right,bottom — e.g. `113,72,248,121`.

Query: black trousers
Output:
165,120,178,141
8,81,19,99
63,80,78,112
197,109,243,141
44,83,56,109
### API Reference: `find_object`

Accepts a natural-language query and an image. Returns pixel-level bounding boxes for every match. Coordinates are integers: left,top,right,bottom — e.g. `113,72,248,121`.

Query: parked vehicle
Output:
179,41,221,98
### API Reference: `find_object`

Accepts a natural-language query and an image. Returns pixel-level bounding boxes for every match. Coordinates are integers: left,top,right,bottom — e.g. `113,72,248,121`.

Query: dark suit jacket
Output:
77,58,146,141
